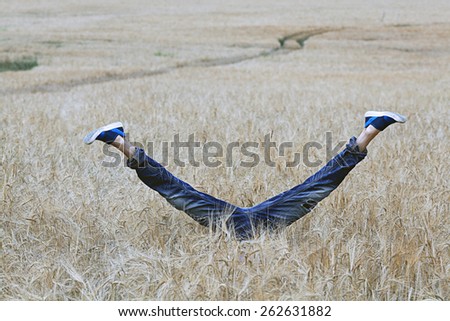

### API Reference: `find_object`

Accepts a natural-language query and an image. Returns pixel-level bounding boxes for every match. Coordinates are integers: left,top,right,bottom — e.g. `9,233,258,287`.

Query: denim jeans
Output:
127,137,366,239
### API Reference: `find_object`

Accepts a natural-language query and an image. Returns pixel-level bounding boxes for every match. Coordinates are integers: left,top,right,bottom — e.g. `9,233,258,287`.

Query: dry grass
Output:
1,0,449,300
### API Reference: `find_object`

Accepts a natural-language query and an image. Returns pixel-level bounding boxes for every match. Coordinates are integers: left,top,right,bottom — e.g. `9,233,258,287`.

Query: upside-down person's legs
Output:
247,111,407,230
84,111,406,239
84,122,250,234
114,126,375,238
247,136,367,229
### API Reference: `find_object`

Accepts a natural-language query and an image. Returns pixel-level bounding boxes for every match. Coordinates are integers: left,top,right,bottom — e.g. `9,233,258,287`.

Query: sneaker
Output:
83,122,125,145
364,111,407,131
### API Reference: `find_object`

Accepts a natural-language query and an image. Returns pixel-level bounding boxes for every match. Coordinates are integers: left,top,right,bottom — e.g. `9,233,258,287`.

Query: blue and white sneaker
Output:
83,122,125,145
364,111,407,131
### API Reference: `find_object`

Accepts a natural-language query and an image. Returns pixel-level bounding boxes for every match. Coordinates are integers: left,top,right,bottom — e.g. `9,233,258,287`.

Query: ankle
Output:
365,125,380,136
356,127,379,151
111,135,125,149
113,135,125,145
123,140,136,159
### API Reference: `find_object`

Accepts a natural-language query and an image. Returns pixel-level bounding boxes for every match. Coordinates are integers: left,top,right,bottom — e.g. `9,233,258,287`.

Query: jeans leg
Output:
127,148,242,228
248,137,367,229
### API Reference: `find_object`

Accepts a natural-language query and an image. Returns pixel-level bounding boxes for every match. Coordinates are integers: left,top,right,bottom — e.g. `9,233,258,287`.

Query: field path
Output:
0,28,339,95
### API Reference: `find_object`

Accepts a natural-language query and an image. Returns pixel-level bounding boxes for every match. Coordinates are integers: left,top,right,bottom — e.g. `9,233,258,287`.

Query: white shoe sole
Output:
364,111,407,123
83,122,123,145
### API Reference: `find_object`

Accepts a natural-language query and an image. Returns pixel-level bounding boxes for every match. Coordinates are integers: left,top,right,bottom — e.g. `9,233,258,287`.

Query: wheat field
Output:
1,0,449,301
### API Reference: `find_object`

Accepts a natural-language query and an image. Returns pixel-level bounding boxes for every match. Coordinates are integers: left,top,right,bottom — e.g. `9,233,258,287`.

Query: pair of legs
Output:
84,111,406,239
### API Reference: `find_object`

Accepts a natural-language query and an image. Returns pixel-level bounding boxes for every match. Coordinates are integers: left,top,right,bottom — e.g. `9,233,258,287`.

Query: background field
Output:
1,0,449,300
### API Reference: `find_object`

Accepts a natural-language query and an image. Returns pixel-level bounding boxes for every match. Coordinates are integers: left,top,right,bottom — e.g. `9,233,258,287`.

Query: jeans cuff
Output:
346,136,367,156
127,148,147,169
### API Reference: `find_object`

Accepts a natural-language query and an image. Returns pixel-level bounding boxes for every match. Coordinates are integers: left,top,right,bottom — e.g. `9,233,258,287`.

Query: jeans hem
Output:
347,136,367,157
127,148,147,169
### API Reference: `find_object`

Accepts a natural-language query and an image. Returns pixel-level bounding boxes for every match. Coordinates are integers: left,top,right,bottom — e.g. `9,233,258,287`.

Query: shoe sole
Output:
83,122,124,145
364,111,407,123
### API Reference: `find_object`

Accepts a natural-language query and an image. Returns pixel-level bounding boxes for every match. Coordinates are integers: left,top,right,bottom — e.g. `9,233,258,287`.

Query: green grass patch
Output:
0,57,38,72
154,51,174,58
